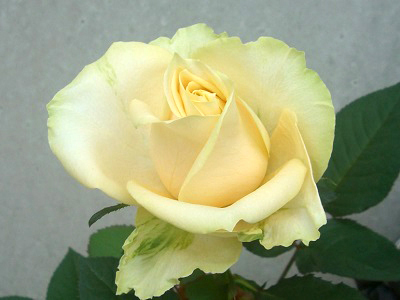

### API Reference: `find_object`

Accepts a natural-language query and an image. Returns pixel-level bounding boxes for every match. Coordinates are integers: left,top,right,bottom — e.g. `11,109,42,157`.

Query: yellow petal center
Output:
165,55,229,118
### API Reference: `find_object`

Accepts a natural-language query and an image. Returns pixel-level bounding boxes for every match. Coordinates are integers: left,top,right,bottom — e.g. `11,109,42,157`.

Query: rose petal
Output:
150,115,219,198
261,208,320,249
127,158,307,234
164,54,229,118
193,36,334,180
116,208,242,299
150,23,228,58
47,42,172,204
260,110,326,248
178,94,269,207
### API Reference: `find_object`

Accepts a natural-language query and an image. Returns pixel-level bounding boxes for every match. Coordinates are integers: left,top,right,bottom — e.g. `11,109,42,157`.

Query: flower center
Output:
165,55,230,118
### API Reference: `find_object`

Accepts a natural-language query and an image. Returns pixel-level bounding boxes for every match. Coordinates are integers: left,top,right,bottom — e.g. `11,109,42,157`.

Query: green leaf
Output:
185,272,232,300
0,297,33,300
243,240,293,258
263,275,365,300
232,274,264,295
78,256,134,300
296,219,400,281
179,269,206,285
154,289,179,299
356,280,400,299
88,225,134,258
88,204,129,227
47,249,138,300
46,249,82,300
322,82,400,216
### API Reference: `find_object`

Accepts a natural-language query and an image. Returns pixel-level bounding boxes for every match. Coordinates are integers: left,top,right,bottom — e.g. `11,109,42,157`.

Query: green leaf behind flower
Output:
262,275,365,300
185,272,233,300
46,249,81,300
78,256,134,300
243,240,293,258
321,82,400,216
47,249,138,300
88,204,129,227
296,219,400,281
88,225,134,258
46,247,180,299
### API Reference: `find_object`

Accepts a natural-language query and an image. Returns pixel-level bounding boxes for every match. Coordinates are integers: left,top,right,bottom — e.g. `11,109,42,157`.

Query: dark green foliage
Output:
296,219,400,281
88,204,129,227
243,240,293,258
88,225,134,258
46,249,138,300
262,275,365,300
46,249,81,300
185,272,233,300
321,83,400,216
0,297,34,300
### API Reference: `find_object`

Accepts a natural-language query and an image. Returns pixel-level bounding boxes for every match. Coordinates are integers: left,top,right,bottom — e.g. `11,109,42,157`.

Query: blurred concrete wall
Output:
1,1,399,298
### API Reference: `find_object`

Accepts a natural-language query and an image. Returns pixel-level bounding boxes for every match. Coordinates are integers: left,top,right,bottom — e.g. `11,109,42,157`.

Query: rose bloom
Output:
48,24,334,299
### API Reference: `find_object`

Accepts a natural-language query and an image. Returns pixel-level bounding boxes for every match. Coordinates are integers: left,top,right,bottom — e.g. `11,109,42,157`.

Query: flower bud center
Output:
165,56,229,118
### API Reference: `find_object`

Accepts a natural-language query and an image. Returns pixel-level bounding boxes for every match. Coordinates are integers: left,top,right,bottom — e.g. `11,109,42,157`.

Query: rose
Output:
47,24,334,298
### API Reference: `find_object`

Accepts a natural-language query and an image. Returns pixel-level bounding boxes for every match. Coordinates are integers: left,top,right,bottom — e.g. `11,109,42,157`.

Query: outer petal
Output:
260,110,327,248
127,158,307,234
47,42,172,203
261,208,320,249
193,37,334,180
116,208,242,299
150,23,228,58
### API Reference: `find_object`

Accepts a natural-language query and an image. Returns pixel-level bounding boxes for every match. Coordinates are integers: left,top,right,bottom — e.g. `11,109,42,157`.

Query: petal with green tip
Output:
150,23,228,58
115,208,242,299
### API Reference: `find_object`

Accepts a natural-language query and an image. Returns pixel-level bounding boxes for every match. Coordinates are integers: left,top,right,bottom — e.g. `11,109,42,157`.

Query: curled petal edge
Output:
127,158,307,235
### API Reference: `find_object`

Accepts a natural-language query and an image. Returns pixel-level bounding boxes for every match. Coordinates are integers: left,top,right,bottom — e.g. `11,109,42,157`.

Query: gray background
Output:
1,0,399,299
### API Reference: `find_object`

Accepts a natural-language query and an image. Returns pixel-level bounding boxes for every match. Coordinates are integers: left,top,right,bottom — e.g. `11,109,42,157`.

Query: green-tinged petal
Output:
260,110,326,248
193,37,334,180
47,42,172,204
115,208,242,299
150,23,228,58
261,208,320,249
237,223,264,242
127,158,306,234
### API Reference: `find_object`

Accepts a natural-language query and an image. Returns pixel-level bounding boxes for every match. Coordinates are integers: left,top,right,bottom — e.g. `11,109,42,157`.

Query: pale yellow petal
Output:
128,99,160,128
178,94,269,207
193,37,334,180
164,54,230,118
100,42,172,119
150,115,219,198
150,23,228,58
268,110,326,228
47,42,172,204
260,208,320,249
127,158,307,234
259,110,327,248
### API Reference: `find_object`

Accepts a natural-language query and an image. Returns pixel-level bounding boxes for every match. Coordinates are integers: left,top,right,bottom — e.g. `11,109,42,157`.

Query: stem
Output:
278,247,298,282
